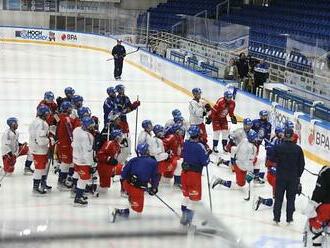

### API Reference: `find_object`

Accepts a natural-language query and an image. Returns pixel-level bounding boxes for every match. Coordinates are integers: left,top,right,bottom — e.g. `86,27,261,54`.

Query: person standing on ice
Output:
111,142,159,222
304,165,330,247
180,125,210,226
1,117,34,175
112,39,126,80
272,127,304,224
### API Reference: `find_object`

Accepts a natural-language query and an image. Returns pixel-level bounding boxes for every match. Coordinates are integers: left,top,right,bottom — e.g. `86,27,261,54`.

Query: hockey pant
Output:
32,154,48,180
309,204,330,230
3,144,32,173
57,144,73,164
123,180,144,213
98,163,123,188
181,170,202,201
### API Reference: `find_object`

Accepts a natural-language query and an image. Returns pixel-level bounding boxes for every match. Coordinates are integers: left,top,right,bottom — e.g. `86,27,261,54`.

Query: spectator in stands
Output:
253,59,269,95
235,53,249,91
224,58,239,81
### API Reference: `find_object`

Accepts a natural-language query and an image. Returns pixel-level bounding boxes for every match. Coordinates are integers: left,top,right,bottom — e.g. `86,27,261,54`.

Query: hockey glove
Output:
107,157,118,165
245,171,255,183
205,116,212,125
121,138,128,147
147,187,158,196
131,101,141,110
204,103,211,112
202,111,207,117
230,115,237,124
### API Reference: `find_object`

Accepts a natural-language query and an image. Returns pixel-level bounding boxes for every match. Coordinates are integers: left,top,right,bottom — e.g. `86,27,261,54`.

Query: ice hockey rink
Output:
0,42,324,247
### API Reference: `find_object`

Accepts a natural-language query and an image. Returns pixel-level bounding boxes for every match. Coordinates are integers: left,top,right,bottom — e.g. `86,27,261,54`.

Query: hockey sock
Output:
41,175,47,185
58,172,68,183
68,167,74,177
119,208,130,217
72,178,78,187
223,180,232,188
25,160,32,168
33,179,41,189
212,140,219,148
222,139,228,150
230,157,237,166
258,171,265,179
181,205,187,212
262,198,273,207
75,188,84,199
254,169,260,176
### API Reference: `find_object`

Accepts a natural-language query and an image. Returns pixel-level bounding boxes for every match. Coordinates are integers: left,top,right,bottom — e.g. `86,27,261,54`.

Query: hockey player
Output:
29,105,52,195
251,110,272,183
188,88,211,148
112,143,159,222
272,128,305,224
56,101,77,191
103,87,117,127
209,90,237,153
165,109,189,132
96,129,123,194
38,91,58,117
212,130,258,190
254,126,284,211
304,166,330,247
152,125,169,180
137,120,154,147
180,125,210,226
162,123,184,185
1,117,34,175
72,116,95,206
112,39,126,80
71,95,83,119
284,120,299,143
217,118,253,171
56,87,75,110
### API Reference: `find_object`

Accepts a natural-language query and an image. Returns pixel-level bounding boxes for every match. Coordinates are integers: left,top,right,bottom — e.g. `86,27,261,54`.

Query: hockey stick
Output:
244,182,251,201
134,95,139,155
154,194,181,218
304,168,318,176
106,47,140,61
206,166,213,212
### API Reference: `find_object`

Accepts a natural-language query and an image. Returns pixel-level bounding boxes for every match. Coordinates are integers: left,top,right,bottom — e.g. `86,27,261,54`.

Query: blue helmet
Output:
7,117,18,127
115,84,125,94
188,125,200,138
153,124,164,135
81,116,95,130
72,95,83,104
111,129,123,139
275,126,284,135
107,87,115,95
174,115,184,123
171,122,182,133
224,90,233,100
259,110,269,118
64,87,75,96
77,107,91,119
247,130,258,142
37,104,50,117
137,143,149,156
285,120,294,129
44,91,54,101
192,88,202,95
284,128,294,139
60,101,73,112
172,109,182,118
243,118,253,127
142,120,152,130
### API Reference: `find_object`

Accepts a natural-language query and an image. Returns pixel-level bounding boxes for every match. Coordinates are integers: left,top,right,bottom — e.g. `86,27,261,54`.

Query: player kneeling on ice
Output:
1,117,34,175
29,105,52,195
112,143,159,222
180,125,210,226
96,129,123,194
72,116,95,206
212,130,258,190
303,165,330,247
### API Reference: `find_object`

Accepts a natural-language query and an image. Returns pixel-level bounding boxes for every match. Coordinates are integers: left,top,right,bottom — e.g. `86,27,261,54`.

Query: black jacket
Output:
273,140,305,181
236,59,249,78
312,166,330,204
112,45,126,60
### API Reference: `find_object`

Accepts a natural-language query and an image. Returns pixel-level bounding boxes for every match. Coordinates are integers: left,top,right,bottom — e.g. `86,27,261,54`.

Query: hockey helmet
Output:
6,117,18,127
137,142,149,156
44,91,54,101
188,125,200,138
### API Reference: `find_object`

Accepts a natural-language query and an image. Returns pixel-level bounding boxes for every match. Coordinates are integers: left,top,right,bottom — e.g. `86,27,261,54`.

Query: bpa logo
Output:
61,33,77,41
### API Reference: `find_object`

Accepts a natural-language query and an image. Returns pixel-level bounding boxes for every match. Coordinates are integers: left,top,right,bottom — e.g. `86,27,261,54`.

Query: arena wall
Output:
0,26,329,165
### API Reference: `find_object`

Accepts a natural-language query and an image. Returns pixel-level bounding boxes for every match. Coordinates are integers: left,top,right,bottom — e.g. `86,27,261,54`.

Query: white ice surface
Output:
0,43,323,248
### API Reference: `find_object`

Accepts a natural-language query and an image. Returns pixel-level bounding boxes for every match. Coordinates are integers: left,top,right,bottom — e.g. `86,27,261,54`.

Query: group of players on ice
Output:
1,84,329,246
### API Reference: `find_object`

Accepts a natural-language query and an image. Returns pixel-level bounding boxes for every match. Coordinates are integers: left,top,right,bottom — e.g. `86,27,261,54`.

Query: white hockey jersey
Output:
29,117,50,155
229,128,247,145
152,137,168,162
233,138,257,172
1,128,19,156
72,127,94,166
189,99,205,125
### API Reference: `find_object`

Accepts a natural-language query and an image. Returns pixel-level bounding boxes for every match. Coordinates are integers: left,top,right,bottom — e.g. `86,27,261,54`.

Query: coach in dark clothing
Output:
272,128,305,224
112,39,126,80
